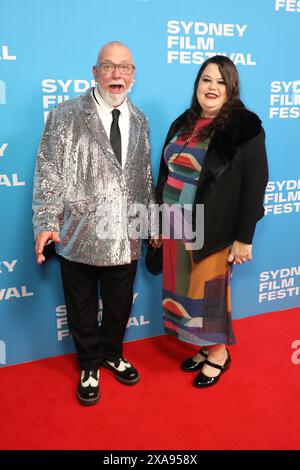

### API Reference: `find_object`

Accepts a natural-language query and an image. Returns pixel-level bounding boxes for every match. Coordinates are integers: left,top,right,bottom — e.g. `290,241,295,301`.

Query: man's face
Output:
93,44,135,107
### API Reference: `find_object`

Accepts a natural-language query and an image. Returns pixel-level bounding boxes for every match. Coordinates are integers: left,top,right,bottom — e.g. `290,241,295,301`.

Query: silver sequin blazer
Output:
33,89,156,266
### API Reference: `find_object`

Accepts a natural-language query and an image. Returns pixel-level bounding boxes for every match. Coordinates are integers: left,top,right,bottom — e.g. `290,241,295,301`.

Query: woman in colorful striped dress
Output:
156,56,268,388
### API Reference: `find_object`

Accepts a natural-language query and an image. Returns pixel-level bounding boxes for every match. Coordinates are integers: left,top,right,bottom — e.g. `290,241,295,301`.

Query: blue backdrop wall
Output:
1,0,300,366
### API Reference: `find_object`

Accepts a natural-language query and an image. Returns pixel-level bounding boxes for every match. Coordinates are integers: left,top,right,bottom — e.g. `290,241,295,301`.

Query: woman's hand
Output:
149,237,163,248
228,240,252,264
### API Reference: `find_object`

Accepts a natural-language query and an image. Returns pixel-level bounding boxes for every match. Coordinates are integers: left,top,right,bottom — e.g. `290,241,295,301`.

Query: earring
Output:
128,80,135,92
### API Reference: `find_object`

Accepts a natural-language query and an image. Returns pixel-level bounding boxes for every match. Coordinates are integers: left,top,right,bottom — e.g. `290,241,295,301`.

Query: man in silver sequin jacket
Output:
32,42,158,406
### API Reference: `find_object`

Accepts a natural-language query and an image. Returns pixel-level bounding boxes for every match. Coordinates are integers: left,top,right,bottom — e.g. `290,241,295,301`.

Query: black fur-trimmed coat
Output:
155,108,269,262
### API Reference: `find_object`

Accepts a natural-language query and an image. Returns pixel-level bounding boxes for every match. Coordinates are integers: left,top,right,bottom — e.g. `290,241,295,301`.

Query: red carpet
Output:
1,307,300,450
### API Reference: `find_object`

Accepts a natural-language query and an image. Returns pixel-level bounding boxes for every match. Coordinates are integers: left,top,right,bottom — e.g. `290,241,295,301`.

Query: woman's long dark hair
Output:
181,56,245,140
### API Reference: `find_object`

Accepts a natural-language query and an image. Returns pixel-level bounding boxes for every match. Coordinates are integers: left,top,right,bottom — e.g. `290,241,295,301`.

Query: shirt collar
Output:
93,86,127,116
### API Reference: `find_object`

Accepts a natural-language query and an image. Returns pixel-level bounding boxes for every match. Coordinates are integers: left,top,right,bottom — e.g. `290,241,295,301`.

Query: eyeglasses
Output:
95,62,135,75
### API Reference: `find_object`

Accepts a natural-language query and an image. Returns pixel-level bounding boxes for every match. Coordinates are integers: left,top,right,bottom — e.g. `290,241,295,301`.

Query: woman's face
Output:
196,63,228,118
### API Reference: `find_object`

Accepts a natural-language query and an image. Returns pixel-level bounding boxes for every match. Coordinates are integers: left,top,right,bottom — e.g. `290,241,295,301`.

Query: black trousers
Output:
59,256,138,370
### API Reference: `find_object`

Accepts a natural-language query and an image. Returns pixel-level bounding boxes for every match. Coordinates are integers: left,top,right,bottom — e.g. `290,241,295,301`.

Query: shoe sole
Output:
115,375,140,386
193,366,230,389
102,363,140,385
77,391,100,406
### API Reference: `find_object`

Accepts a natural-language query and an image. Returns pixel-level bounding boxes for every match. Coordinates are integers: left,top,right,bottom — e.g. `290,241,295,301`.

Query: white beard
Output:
98,84,128,107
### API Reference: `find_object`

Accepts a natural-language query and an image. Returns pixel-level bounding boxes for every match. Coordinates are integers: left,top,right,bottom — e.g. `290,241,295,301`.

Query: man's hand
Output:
35,231,61,264
228,240,252,265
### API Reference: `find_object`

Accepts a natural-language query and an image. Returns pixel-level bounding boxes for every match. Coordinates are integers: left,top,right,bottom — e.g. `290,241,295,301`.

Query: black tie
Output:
110,109,122,165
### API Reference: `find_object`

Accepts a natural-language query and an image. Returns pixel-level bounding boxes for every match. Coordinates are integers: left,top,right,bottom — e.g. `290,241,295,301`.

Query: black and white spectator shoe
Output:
77,369,100,405
103,356,140,385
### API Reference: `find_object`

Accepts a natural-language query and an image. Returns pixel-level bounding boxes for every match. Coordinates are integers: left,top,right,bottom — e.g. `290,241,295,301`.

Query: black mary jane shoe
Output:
193,349,231,388
181,349,209,372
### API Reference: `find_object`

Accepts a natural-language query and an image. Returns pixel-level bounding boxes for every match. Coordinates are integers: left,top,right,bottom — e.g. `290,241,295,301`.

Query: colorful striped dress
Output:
162,118,236,346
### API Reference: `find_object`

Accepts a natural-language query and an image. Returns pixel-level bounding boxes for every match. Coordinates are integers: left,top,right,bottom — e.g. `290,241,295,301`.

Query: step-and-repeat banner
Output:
1,0,300,366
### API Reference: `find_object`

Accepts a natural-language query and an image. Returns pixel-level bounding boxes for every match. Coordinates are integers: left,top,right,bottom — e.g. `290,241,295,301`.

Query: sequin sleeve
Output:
32,108,66,239
143,116,159,238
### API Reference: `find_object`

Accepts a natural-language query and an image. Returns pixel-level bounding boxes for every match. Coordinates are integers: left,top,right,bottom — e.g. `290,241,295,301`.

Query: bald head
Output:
96,41,133,66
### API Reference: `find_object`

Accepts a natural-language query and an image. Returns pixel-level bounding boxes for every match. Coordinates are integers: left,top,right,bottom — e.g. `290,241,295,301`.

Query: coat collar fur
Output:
167,108,262,201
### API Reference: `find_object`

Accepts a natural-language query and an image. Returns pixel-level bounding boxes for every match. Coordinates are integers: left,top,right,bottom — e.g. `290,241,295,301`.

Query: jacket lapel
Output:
195,109,261,201
125,100,142,170
199,124,239,192
82,90,122,169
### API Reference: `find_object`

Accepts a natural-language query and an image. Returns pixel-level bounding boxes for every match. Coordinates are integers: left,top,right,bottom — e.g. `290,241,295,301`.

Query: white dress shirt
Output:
93,86,129,168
